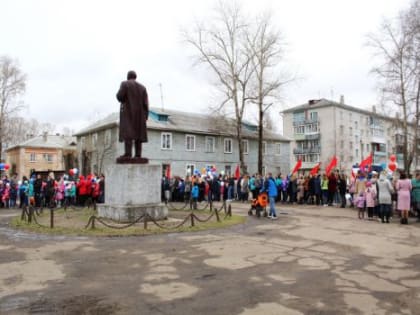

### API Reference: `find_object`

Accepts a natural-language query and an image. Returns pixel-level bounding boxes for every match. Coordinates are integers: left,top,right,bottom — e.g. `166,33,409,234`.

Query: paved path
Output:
1,204,420,314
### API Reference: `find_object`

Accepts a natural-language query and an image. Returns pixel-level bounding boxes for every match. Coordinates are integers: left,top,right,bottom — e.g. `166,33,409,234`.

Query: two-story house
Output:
74,108,291,177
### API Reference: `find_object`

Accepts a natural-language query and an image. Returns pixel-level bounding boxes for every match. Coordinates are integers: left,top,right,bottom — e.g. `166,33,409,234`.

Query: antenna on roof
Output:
159,83,164,112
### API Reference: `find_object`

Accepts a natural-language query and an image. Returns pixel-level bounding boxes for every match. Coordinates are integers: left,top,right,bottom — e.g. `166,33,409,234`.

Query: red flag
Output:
359,153,373,170
310,162,321,176
234,164,240,179
291,159,302,174
165,165,171,179
325,156,338,175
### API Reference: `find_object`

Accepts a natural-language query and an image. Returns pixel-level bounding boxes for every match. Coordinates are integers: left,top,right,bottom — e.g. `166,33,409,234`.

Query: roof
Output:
6,135,77,151
75,107,291,142
281,98,395,121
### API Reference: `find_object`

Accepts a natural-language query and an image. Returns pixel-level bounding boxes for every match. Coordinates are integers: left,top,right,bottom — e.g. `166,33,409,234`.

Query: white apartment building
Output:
282,98,416,174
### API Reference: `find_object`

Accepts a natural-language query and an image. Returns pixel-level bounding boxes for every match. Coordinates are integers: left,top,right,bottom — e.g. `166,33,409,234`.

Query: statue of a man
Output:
116,70,149,163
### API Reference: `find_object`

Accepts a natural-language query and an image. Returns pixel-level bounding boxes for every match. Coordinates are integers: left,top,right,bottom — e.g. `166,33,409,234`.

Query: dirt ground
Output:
1,203,420,315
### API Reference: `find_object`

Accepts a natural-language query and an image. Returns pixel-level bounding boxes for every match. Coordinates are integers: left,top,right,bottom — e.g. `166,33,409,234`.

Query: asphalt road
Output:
1,203,420,315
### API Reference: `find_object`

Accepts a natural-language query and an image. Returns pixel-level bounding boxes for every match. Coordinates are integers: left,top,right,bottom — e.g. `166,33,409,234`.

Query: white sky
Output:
1,0,411,134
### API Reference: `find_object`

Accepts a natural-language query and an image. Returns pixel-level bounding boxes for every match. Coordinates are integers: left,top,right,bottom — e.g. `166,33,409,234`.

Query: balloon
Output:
4,164,10,170
380,163,387,170
0,163,4,169
69,169,74,176
390,154,396,162
201,168,206,175
388,162,397,172
73,168,78,174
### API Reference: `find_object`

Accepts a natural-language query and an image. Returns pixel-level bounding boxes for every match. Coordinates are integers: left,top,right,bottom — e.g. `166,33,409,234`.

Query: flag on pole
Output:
309,162,321,176
234,164,240,179
359,153,373,171
165,165,171,179
291,159,302,174
325,156,338,175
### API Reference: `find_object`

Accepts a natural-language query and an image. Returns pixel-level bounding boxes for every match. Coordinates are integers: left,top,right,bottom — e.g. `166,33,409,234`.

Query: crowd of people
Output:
0,172,105,209
162,168,420,225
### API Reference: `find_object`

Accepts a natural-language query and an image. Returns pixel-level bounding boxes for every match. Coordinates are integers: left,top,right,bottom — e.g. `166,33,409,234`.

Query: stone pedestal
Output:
97,164,168,222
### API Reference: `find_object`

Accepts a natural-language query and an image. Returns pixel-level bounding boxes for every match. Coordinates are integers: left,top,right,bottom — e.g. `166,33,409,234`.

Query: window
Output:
340,125,344,136
185,135,196,151
349,127,353,136
29,153,36,162
104,130,111,146
340,140,344,149
275,143,281,155
293,111,304,122
225,165,231,176
92,133,98,146
340,111,343,120
367,144,370,152
361,129,364,137
262,141,267,155
310,111,318,121
224,138,232,153
355,121,358,130
361,143,364,152
43,153,53,162
205,136,215,153
356,149,359,158
186,164,195,175
242,139,249,154
161,132,172,150
349,142,353,150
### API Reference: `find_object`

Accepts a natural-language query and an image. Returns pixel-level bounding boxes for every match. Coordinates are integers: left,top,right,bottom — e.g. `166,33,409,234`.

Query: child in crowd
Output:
365,181,377,220
191,182,199,210
355,191,366,219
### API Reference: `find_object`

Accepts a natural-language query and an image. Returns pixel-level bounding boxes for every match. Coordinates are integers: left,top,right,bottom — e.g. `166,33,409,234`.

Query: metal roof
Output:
75,107,291,142
6,135,77,151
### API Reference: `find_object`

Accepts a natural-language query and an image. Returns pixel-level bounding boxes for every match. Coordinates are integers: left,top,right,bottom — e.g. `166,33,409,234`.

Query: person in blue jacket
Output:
261,172,278,219
191,182,199,210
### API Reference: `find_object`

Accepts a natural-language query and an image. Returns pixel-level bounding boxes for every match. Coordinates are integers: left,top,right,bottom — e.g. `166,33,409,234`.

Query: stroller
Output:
248,192,268,218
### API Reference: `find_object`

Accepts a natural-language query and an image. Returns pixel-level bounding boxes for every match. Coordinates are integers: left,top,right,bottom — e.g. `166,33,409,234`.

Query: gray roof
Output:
281,98,395,121
6,135,77,151
75,107,291,142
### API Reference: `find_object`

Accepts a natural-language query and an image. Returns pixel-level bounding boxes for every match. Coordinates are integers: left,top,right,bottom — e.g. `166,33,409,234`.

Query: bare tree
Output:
183,1,254,174
0,56,26,160
246,12,292,174
367,0,420,173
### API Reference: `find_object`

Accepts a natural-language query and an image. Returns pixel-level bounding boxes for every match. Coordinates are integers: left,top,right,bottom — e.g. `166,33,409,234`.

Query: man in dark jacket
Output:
116,70,149,161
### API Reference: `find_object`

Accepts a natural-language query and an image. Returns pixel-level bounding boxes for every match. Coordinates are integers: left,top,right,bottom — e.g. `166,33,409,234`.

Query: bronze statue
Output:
116,70,149,163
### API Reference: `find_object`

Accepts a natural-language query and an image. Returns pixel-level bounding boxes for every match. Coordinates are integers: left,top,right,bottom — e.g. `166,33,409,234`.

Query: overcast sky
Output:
1,0,412,134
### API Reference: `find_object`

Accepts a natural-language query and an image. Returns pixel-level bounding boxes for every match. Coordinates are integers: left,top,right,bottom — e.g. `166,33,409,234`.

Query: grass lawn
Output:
11,206,246,237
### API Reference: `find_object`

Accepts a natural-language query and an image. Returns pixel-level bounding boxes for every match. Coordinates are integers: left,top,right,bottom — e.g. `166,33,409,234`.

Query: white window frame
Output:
205,136,215,153
29,153,36,162
186,164,195,175
43,153,53,163
242,139,249,155
275,142,281,155
185,134,196,151
104,130,111,147
92,133,98,146
161,132,173,150
262,141,267,155
224,138,233,154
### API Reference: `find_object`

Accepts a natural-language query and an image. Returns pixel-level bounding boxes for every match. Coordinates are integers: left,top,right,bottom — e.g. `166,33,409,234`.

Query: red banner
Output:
309,162,321,176
325,156,338,175
291,159,302,174
234,164,240,179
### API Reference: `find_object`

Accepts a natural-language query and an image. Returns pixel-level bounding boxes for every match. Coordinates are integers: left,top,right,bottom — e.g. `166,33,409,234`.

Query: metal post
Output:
190,213,195,227
50,209,54,228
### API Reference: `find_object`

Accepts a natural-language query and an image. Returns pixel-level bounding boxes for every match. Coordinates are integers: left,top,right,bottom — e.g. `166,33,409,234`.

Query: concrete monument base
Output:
97,163,168,222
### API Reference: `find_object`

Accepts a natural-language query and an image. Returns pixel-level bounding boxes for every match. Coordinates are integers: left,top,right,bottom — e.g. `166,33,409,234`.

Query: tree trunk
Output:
258,101,263,174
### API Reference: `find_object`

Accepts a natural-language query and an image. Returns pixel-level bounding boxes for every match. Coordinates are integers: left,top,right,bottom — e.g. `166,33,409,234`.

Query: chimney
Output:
339,95,344,104
372,105,376,113
42,132,48,142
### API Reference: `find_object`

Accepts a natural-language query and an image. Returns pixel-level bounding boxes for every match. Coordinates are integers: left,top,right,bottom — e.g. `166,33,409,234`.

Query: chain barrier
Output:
167,199,210,211
19,201,233,231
